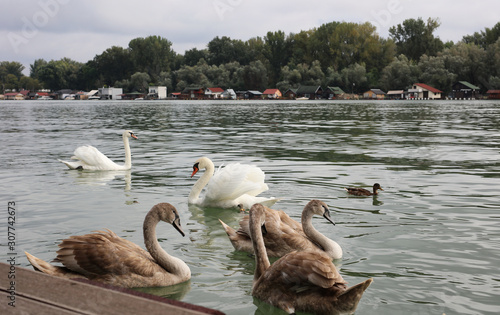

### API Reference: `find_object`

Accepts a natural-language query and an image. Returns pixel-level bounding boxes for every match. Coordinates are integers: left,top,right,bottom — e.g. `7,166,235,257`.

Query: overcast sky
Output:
1,0,498,75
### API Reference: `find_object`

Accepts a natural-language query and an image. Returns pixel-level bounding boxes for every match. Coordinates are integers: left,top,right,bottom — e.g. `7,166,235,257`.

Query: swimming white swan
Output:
188,157,280,209
25,203,191,288
220,199,342,259
58,130,137,170
249,203,372,314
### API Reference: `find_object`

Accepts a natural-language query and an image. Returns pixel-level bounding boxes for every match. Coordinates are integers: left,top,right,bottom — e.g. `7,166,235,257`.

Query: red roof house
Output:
408,83,443,99
262,88,282,99
205,87,224,99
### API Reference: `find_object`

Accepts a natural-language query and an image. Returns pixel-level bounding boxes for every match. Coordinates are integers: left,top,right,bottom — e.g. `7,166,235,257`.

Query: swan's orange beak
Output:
191,166,199,178
131,133,138,139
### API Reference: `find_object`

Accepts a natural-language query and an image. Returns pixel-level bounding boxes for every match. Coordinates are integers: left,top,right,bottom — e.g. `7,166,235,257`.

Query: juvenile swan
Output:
59,130,138,170
189,157,280,209
25,203,191,288
249,203,372,315
220,200,342,259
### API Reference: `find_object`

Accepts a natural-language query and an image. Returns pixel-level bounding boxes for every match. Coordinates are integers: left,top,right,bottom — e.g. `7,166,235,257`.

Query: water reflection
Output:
133,280,191,300
64,169,132,190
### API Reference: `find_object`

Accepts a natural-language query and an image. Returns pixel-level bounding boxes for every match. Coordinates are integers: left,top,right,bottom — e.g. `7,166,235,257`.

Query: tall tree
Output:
263,30,292,85
93,46,132,86
389,17,444,61
129,36,176,82
379,54,419,90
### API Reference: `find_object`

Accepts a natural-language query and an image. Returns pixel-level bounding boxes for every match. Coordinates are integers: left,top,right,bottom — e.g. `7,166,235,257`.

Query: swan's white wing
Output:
73,145,121,170
204,163,269,202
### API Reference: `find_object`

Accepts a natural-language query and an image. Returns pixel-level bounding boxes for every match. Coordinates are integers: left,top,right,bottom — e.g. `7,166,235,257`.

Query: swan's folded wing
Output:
73,145,116,169
205,163,269,201
55,230,158,277
270,251,346,289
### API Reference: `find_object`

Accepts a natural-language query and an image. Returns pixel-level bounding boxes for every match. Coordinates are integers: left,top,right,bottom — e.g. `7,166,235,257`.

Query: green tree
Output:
340,63,368,93
207,36,249,65
380,54,419,90
263,30,292,85
463,22,500,49
129,36,176,82
130,72,151,93
184,48,209,66
93,46,132,86
389,17,444,61
418,54,456,94
243,60,268,90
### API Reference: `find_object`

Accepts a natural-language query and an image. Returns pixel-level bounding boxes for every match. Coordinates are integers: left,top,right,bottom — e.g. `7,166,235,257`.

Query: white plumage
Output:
59,130,137,171
188,157,280,209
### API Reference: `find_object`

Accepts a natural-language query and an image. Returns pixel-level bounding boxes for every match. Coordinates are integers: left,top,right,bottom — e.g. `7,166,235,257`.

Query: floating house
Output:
98,87,123,100
262,88,282,99
451,81,480,99
486,90,500,99
296,85,323,100
407,83,442,99
205,87,224,99
363,89,386,100
148,86,167,100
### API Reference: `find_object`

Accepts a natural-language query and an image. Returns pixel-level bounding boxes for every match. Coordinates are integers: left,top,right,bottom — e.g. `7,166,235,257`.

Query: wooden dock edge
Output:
0,262,225,314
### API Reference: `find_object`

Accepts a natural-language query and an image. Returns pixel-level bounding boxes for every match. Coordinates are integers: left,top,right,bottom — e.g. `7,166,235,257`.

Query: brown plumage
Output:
249,203,372,315
345,183,383,196
219,200,342,259
25,203,191,288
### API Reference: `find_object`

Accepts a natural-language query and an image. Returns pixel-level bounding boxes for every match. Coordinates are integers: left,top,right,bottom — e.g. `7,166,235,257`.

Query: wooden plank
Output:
0,263,224,315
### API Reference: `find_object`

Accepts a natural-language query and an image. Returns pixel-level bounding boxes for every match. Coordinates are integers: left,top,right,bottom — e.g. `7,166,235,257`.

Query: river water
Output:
1,99,499,314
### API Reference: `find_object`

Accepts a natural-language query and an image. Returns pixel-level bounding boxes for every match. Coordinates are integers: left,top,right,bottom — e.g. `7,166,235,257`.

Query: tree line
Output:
1,18,500,96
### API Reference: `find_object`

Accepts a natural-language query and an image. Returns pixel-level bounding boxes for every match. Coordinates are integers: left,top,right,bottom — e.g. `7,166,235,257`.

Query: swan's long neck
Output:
123,134,132,169
249,210,270,284
188,161,215,204
302,211,343,259
143,211,190,277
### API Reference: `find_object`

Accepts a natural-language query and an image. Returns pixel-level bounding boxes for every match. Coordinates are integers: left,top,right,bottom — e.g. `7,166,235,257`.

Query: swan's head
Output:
191,157,212,177
154,203,185,237
307,199,335,226
123,130,138,139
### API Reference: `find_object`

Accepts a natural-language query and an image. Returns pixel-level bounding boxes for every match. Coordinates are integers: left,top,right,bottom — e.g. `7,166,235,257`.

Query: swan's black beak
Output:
323,209,335,226
172,217,185,237
191,163,200,178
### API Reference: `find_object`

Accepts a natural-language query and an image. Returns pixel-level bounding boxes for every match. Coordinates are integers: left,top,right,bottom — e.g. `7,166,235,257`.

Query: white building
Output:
148,86,167,100
98,87,123,100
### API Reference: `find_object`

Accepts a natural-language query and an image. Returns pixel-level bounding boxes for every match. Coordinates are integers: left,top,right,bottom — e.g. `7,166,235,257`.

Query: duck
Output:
59,130,138,171
219,200,342,259
345,183,383,196
188,156,280,209
25,203,191,288
249,203,373,315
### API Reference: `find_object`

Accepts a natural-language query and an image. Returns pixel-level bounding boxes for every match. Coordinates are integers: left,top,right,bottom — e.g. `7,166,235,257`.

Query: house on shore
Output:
386,90,405,100
148,86,167,99
262,88,282,99
98,87,123,100
221,89,236,100
486,90,500,99
205,87,224,99
408,83,442,99
452,81,480,99
284,88,297,99
324,86,345,99
363,89,386,100
296,85,323,99
181,86,205,99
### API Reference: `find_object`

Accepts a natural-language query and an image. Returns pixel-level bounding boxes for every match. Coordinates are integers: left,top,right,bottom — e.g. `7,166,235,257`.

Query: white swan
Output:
25,203,191,288
249,203,372,314
59,130,137,170
220,199,343,259
188,157,280,209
